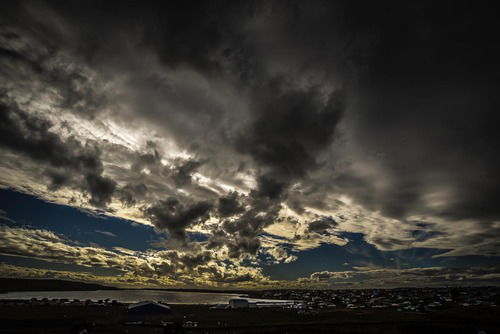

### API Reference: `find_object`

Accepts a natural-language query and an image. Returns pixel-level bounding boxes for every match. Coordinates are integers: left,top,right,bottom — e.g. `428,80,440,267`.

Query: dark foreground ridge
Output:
0,278,118,293
0,304,499,334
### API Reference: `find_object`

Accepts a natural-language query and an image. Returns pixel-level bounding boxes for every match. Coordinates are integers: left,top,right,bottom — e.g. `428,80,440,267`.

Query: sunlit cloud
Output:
1,1,499,288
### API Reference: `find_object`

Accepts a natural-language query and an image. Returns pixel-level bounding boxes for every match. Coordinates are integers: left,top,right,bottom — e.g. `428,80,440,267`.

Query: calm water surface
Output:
0,290,286,304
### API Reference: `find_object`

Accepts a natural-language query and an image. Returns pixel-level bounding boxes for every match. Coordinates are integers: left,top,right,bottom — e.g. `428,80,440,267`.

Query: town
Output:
247,286,500,312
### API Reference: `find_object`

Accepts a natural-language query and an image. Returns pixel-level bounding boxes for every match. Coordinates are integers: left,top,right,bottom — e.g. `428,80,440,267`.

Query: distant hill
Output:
0,278,118,293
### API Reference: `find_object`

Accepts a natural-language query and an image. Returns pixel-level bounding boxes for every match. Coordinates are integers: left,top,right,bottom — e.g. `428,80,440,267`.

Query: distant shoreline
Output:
0,278,252,294
0,291,293,306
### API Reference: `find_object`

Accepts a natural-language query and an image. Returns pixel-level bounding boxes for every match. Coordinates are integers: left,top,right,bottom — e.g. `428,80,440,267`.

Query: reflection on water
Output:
0,290,275,304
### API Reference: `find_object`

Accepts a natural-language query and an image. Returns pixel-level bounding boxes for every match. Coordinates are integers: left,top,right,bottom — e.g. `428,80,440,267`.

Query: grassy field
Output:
1,304,499,333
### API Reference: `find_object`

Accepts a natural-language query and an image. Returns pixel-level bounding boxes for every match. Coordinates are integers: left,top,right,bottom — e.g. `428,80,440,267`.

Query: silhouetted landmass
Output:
0,278,248,294
0,304,499,333
0,277,253,294
0,278,118,293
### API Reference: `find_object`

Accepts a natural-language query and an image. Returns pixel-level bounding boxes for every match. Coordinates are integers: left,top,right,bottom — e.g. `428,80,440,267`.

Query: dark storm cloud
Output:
1,0,249,76
117,183,148,207
129,148,205,188
216,192,244,218
207,193,284,259
84,173,116,208
144,198,212,242
139,0,250,75
234,49,345,197
205,80,344,256
2,0,500,262
0,24,106,118
130,151,161,174
329,2,500,224
48,0,352,252
0,96,115,207
171,159,205,187
307,217,338,234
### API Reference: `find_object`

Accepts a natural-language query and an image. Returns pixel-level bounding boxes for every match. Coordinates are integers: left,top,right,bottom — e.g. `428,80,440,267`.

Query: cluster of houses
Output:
249,286,500,312
122,287,499,319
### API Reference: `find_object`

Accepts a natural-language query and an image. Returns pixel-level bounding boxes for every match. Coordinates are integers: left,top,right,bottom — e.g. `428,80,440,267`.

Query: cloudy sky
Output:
1,1,499,289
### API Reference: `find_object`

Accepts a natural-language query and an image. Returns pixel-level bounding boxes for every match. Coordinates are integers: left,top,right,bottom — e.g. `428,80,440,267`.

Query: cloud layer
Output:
1,1,500,286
